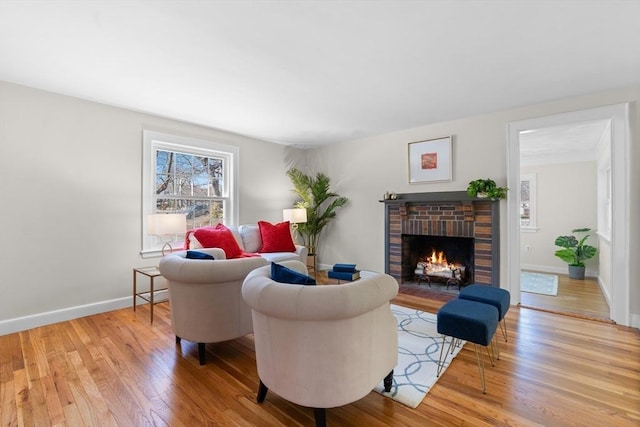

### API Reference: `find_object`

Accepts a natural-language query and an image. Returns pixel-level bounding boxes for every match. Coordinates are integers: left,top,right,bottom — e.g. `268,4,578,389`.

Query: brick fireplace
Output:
382,191,500,287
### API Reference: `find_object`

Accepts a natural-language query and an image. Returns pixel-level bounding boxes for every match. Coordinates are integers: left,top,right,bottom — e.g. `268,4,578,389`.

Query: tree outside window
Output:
155,150,224,229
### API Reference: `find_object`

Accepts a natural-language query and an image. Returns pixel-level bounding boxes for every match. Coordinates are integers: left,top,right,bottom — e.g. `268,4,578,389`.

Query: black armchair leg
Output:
257,380,269,403
313,408,326,427
198,342,206,365
384,370,394,392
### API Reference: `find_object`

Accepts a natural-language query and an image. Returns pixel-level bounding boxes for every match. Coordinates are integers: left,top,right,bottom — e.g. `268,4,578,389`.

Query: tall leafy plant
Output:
286,168,348,255
554,227,597,267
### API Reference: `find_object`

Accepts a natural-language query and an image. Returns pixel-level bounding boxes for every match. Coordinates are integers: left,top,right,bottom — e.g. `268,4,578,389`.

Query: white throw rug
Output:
373,304,464,408
521,271,559,296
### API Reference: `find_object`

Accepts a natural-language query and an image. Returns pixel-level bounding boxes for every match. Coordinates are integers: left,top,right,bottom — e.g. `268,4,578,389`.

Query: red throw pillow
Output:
193,224,243,259
258,221,296,253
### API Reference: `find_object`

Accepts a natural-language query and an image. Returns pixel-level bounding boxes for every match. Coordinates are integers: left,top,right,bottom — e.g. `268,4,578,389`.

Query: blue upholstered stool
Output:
458,284,511,342
437,298,499,393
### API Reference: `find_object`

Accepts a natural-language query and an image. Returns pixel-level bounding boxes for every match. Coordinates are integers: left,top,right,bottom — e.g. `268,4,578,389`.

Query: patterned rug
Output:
521,271,559,296
374,304,464,408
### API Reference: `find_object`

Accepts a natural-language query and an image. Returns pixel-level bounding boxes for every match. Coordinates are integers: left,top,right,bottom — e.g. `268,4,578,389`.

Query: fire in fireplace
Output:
402,234,474,288
416,249,466,281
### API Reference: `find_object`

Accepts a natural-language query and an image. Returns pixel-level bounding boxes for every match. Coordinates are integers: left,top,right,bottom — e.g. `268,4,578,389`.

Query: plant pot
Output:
568,265,586,280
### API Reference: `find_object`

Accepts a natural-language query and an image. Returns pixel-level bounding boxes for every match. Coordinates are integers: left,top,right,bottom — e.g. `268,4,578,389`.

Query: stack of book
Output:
327,263,360,281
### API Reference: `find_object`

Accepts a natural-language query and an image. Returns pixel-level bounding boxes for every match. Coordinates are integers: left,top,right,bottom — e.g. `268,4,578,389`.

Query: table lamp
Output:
148,213,187,255
282,208,307,240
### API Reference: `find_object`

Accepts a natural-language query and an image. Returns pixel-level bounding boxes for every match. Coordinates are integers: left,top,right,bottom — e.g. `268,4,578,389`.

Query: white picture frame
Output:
408,136,452,183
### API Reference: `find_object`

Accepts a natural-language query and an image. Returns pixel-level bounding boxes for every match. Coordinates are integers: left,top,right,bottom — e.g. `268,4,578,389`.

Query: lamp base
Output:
161,242,174,256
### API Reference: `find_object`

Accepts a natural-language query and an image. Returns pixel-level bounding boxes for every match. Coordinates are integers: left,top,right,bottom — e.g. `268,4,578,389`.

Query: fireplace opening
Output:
402,234,474,288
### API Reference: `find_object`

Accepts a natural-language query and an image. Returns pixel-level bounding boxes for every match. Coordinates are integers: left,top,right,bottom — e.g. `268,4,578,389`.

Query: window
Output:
142,131,238,255
520,173,537,230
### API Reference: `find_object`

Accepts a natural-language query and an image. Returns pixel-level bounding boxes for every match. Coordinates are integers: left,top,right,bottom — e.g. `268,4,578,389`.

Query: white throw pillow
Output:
239,224,262,253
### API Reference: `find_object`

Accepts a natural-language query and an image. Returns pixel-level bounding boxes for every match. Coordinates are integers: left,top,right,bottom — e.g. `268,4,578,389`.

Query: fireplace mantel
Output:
381,191,500,287
379,190,501,205
380,191,472,204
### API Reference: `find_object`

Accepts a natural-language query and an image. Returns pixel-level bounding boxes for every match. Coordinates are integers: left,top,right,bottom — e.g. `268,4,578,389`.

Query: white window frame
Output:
141,130,239,256
520,173,537,231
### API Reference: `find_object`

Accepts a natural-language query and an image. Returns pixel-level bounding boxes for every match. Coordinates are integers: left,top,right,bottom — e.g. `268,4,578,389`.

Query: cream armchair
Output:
158,248,268,365
241,260,399,427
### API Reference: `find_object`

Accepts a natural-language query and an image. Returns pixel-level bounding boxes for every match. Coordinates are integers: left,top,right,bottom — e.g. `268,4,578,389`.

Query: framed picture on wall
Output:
408,136,452,183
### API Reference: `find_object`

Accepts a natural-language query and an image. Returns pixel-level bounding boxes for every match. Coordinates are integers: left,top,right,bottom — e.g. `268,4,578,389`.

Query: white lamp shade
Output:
282,208,307,224
148,213,187,235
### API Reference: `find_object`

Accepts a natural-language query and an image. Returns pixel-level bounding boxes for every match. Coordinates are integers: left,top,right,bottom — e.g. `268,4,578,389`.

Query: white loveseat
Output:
187,224,308,262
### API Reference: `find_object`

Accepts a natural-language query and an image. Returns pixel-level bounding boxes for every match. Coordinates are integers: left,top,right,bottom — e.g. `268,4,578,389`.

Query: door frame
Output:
506,103,630,326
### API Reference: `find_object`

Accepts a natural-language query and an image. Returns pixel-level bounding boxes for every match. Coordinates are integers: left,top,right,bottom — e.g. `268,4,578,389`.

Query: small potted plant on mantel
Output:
466,178,508,200
554,227,598,280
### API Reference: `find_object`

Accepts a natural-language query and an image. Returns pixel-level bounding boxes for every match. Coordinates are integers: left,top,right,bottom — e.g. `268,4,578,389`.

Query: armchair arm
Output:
160,254,268,284
294,245,309,261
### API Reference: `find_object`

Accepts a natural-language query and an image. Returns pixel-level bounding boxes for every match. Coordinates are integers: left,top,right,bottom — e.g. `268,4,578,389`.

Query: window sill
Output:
140,247,184,259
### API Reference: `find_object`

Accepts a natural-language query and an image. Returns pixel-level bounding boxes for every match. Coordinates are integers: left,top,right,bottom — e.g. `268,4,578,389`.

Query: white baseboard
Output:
597,276,612,307
520,264,598,278
0,297,133,336
631,314,640,329
317,263,331,272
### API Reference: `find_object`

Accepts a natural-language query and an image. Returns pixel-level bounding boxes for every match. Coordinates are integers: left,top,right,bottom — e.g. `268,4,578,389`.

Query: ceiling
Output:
520,119,611,166
1,1,638,148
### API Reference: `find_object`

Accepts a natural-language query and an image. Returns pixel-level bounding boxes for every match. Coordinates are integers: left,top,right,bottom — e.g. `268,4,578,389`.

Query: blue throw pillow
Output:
186,250,215,260
271,262,316,285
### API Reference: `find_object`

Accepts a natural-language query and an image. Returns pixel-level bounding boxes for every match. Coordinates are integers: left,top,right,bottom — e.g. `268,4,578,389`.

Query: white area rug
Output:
373,304,464,408
521,271,559,296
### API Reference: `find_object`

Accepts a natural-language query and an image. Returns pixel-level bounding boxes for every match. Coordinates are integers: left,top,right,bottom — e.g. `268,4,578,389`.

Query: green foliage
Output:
286,168,348,254
466,179,508,200
554,228,597,267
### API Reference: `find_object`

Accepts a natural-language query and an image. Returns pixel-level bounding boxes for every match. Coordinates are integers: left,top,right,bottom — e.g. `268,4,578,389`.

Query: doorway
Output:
507,104,631,326
518,119,611,320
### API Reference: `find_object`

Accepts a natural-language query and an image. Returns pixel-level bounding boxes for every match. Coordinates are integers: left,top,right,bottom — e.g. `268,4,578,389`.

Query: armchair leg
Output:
198,342,206,365
313,408,326,427
257,380,269,403
384,370,394,392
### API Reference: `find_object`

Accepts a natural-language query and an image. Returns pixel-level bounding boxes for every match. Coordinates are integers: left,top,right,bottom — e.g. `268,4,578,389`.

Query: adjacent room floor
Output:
520,272,610,322
397,272,611,323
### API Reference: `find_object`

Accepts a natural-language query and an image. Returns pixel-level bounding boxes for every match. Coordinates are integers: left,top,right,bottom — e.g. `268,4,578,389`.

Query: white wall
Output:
309,85,639,326
520,161,598,275
0,81,298,334
1,81,638,332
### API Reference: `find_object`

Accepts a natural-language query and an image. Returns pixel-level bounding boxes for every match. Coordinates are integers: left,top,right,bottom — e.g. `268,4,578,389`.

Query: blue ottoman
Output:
437,298,499,393
459,284,511,341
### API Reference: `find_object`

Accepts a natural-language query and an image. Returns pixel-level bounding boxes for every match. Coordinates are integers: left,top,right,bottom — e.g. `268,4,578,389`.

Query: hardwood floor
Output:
1,287,638,426
520,272,610,321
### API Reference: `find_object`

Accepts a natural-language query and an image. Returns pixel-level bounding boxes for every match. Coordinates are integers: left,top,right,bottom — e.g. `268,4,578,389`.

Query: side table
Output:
133,266,166,324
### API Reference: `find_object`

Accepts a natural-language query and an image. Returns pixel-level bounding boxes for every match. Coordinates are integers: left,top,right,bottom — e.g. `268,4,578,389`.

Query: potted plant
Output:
554,228,597,279
286,168,348,256
466,179,508,200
